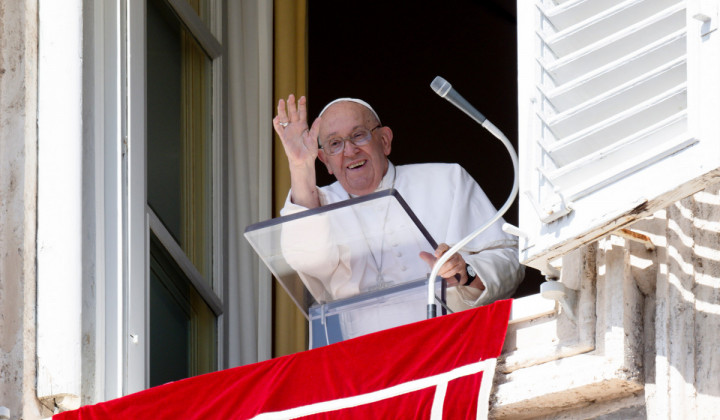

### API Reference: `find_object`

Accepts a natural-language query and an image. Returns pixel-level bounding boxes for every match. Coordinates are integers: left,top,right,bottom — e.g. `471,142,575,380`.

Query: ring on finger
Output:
279,122,289,127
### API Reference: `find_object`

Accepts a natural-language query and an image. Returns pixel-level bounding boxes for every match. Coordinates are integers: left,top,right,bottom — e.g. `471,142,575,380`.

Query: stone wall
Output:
492,183,720,419
647,184,720,418
0,0,45,418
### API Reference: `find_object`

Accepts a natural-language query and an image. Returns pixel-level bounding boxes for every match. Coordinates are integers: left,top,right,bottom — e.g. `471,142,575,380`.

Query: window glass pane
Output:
149,264,190,385
150,235,217,387
147,0,182,242
147,0,213,284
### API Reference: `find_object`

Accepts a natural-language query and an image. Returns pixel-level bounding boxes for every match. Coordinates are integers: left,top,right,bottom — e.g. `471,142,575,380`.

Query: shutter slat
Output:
531,0,687,206
540,4,685,86
549,111,689,189
541,0,678,57
557,135,696,203
540,0,628,31
541,31,686,111
545,58,686,141
547,87,687,167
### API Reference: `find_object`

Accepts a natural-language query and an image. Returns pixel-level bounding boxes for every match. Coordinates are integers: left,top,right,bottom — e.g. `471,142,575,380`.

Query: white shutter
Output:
518,0,720,271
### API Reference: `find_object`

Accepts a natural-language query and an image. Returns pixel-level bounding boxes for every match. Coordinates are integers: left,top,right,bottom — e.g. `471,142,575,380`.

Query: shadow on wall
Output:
602,182,720,401
662,185,720,399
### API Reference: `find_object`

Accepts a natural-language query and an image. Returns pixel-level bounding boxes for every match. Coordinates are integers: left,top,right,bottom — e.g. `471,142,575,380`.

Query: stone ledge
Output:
490,352,644,419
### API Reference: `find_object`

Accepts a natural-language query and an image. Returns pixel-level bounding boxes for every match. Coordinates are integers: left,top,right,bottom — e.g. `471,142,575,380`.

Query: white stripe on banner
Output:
429,379,447,420
251,358,497,420
477,358,496,419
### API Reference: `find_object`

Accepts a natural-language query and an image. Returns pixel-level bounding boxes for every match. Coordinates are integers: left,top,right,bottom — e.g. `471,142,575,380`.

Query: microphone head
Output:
430,76,452,97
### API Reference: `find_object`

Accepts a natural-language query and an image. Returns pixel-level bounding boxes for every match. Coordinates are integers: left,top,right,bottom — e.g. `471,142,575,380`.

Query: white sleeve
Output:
279,188,366,302
280,212,351,302
453,247,524,308
280,187,320,216
440,165,525,308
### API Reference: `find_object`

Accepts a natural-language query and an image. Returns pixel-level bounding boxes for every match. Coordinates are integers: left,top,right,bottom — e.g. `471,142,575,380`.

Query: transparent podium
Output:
244,189,446,348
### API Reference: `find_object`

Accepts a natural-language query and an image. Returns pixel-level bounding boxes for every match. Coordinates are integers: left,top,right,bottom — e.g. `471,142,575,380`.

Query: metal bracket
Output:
613,228,655,251
694,11,718,38
539,263,576,322
525,188,574,224
502,223,528,238
541,279,577,322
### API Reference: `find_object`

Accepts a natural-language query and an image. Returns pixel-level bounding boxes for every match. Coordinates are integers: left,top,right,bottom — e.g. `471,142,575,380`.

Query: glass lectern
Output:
244,189,445,348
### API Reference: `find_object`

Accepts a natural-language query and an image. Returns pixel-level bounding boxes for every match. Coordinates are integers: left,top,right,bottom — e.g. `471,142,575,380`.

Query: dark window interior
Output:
308,0,543,297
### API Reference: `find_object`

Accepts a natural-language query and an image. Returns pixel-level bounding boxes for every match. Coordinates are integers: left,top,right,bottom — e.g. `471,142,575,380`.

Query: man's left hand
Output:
419,243,485,290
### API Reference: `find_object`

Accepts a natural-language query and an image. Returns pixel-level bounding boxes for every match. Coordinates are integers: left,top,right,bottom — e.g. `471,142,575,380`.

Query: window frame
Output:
125,0,226,392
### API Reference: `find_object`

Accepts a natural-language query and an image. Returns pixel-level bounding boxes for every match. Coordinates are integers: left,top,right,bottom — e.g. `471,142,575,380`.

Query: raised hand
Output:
273,94,322,209
273,95,321,169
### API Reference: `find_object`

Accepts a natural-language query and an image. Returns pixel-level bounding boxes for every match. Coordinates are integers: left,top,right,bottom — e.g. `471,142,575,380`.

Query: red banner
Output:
56,300,511,419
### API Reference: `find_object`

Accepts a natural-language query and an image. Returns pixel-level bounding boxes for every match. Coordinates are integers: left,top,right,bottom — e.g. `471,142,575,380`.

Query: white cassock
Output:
280,161,524,341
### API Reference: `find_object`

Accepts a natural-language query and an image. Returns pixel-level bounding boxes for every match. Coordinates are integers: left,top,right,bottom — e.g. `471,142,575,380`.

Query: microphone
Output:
425,76,520,319
430,76,487,125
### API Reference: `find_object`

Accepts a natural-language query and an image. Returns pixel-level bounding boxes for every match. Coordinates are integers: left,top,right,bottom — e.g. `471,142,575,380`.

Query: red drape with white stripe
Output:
56,299,511,419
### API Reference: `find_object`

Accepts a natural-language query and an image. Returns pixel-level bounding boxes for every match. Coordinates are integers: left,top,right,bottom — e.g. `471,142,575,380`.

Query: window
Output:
518,0,720,272
149,232,217,385
145,0,217,385
126,0,225,391
37,0,270,403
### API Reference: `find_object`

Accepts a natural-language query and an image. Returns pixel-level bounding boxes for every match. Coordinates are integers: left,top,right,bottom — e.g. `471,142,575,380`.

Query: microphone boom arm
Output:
427,77,520,319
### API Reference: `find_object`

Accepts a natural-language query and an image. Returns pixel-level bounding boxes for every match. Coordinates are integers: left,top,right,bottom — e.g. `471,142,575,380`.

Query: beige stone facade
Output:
0,0,45,418
493,184,720,418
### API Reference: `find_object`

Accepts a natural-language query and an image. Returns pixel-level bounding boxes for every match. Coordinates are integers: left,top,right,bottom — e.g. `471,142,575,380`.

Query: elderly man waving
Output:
273,94,524,314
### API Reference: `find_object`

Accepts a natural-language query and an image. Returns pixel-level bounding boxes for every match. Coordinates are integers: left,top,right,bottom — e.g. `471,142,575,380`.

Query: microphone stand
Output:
426,77,520,319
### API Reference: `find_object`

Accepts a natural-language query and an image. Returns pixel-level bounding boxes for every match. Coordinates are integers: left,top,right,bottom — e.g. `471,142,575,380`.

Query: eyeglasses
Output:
319,125,381,156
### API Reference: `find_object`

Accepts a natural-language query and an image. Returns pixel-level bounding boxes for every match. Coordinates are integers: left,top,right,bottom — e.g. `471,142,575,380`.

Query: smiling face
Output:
317,101,393,196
